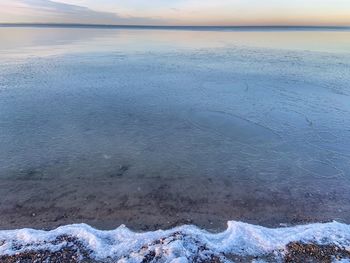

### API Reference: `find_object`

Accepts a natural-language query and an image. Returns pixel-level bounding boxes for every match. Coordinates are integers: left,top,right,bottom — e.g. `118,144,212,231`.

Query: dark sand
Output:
1,235,349,263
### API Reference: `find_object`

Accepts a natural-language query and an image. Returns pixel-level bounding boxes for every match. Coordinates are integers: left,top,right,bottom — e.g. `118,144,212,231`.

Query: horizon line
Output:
0,23,349,31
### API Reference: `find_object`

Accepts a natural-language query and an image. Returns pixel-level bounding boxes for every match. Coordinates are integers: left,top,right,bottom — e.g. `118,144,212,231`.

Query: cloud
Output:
0,0,162,25
0,0,349,26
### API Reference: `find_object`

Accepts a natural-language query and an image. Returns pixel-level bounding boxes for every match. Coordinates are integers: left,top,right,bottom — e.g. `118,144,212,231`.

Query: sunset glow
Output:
0,0,349,26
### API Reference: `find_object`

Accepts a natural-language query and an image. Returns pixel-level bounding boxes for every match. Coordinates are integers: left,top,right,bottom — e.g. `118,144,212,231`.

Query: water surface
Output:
0,27,350,230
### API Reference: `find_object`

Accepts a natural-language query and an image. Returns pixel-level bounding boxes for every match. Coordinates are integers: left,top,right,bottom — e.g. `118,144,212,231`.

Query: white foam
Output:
0,221,349,262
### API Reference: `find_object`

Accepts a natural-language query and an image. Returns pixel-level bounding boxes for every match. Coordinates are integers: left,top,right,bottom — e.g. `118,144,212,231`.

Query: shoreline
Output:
1,221,350,262
1,23,350,32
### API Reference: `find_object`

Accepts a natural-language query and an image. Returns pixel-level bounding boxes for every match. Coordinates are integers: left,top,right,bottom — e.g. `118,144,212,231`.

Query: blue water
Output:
0,26,350,230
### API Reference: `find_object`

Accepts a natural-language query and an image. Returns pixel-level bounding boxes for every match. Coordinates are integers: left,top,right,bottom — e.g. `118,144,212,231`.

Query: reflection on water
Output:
0,27,350,229
1,27,350,58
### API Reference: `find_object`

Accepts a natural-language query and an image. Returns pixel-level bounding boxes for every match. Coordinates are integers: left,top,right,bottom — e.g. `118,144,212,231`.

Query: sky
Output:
0,0,349,26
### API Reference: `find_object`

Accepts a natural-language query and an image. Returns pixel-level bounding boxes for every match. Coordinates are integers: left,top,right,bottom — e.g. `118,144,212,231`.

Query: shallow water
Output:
0,27,350,230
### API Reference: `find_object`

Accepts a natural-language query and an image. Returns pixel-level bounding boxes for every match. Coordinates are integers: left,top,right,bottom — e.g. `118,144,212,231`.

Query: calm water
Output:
0,27,350,230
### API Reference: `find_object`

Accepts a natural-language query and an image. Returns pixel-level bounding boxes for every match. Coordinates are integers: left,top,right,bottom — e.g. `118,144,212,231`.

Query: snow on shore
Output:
0,221,350,262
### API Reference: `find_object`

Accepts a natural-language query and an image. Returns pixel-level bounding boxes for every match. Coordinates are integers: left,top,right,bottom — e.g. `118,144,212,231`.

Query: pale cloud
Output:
0,0,163,25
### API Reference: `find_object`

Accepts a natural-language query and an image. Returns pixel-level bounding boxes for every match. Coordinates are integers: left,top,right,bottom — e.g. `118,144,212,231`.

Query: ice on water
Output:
1,27,350,257
1,28,349,184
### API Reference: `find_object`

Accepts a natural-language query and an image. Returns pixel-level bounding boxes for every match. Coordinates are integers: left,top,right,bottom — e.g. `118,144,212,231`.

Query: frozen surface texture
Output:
0,28,350,230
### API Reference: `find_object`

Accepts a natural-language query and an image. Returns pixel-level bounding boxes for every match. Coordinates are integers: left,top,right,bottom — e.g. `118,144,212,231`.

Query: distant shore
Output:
1,23,349,31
